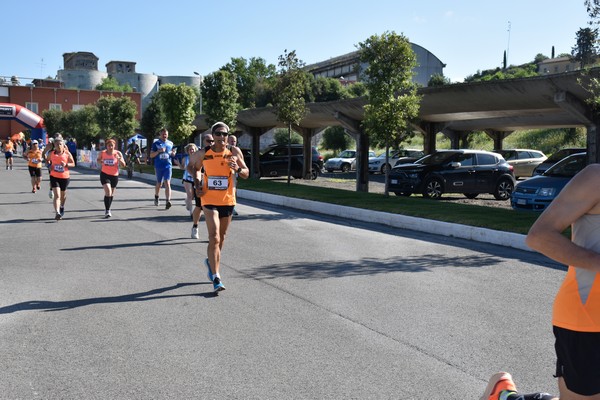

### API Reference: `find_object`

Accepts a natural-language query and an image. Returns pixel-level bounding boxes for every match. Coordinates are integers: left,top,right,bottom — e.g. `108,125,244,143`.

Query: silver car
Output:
494,149,547,179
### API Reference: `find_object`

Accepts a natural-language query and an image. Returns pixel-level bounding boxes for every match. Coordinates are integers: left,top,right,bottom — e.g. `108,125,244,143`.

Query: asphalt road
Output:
0,158,565,399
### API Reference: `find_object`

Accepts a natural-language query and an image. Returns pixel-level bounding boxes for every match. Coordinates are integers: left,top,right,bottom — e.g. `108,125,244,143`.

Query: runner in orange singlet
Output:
96,139,126,218
48,138,75,220
186,122,249,293
482,164,600,400
25,141,43,193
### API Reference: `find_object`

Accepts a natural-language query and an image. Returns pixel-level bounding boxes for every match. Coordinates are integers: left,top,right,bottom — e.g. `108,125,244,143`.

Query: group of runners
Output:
18,123,248,294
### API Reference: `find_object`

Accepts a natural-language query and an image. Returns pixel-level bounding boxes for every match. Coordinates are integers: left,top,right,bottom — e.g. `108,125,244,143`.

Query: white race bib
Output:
53,164,64,172
159,153,170,160
207,176,229,190
103,159,115,166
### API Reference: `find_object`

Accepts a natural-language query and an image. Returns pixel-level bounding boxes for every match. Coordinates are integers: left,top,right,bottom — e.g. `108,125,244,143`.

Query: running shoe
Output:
165,201,172,210
55,212,62,221
480,372,517,400
204,258,213,281
154,197,159,206
213,276,225,292
37,185,41,190
191,226,199,239
105,210,112,219
59,208,65,217
49,189,54,199
32,189,36,193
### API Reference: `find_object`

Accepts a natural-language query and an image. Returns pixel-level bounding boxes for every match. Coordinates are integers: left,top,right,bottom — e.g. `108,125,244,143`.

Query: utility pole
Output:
506,21,511,67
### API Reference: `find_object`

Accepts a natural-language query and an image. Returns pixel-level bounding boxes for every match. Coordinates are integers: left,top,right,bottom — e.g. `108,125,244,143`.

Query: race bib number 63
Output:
207,176,229,190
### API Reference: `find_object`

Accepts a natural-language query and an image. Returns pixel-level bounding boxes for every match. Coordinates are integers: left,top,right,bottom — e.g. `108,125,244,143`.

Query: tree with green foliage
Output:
308,76,351,102
221,57,276,109
428,74,452,87
273,49,310,183
95,77,133,92
157,83,197,144
96,95,138,142
321,126,354,153
65,105,100,148
345,81,368,98
572,27,599,67
273,128,302,145
358,31,421,195
41,109,67,137
201,70,239,129
140,94,165,138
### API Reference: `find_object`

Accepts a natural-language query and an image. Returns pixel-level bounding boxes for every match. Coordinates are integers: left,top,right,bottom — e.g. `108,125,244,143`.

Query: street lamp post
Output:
193,71,203,114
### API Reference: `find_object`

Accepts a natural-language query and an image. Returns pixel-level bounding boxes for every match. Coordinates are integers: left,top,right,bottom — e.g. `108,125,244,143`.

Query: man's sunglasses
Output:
213,132,228,137
205,139,215,143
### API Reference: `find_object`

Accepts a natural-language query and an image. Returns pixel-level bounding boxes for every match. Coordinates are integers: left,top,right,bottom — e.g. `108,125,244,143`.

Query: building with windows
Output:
537,56,581,75
304,43,446,87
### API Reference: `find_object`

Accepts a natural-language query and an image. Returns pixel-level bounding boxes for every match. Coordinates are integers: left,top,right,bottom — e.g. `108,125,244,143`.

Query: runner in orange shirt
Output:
186,122,249,293
3,139,15,170
96,139,126,218
24,141,43,192
482,164,600,400
48,139,75,220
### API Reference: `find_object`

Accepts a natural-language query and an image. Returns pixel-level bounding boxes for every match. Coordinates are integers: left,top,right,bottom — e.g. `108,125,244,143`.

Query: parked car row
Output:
511,152,586,211
387,150,516,200
258,144,323,180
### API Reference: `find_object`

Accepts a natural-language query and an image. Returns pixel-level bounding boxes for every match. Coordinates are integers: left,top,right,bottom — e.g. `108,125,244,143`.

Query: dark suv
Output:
259,144,323,180
387,149,515,200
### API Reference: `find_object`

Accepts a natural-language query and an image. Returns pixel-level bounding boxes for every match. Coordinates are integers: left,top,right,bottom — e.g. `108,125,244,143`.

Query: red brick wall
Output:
0,86,141,137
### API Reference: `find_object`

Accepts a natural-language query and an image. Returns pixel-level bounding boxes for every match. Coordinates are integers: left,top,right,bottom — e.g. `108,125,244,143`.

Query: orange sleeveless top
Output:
27,149,43,168
100,151,120,176
201,147,235,206
49,151,71,179
553,214,600,332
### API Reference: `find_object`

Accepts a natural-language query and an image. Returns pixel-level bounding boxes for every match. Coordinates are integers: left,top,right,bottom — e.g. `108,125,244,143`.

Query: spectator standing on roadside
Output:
150,128,176,209
186,122,249,292
96,139,126,218
481,163,600,400
227,134,240,216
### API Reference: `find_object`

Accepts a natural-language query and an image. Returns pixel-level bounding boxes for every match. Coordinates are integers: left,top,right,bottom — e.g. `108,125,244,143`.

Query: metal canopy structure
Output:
194,68,600,191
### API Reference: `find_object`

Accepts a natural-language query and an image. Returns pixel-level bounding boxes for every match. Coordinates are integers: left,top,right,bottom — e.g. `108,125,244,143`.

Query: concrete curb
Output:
237,189,531,252
123,170,530,252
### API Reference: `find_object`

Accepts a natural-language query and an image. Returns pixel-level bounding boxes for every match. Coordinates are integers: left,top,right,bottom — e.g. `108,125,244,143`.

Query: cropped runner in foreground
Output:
186,122,249,293
482,163,600,400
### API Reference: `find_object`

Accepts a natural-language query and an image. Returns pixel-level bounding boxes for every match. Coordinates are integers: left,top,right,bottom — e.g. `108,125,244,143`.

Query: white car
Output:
368,149,425,174
324,150,357,172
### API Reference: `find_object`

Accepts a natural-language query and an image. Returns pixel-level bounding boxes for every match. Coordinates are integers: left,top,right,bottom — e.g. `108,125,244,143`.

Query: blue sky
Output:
2,0,591,84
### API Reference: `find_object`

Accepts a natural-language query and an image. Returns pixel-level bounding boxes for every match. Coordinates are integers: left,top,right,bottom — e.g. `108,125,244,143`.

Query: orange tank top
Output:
553,214,600,332
49,151,70,179
27,149,43,168
201,147,236,206
100,151,120,176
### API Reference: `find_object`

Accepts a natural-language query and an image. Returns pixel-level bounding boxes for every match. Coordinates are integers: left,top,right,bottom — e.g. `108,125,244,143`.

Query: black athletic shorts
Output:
28,166,42,178
49,176,70,191
100,172,119,188
202,205,234,218
554,325,600,396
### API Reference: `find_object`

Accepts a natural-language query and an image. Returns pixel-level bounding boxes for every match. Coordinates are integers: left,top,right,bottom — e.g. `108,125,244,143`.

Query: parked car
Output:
350,150,376,170
259,144,323,180
533,147,586,175
387,149,515,200
511,152,586,212
324,150,357,172
494,149,547,179
368,149,425,173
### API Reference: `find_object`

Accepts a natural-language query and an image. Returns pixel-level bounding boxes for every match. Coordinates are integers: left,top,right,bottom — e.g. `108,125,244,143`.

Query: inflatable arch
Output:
0,103,46,143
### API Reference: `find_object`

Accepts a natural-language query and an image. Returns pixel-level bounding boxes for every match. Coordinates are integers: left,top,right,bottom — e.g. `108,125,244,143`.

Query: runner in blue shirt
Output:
150,128,176,209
